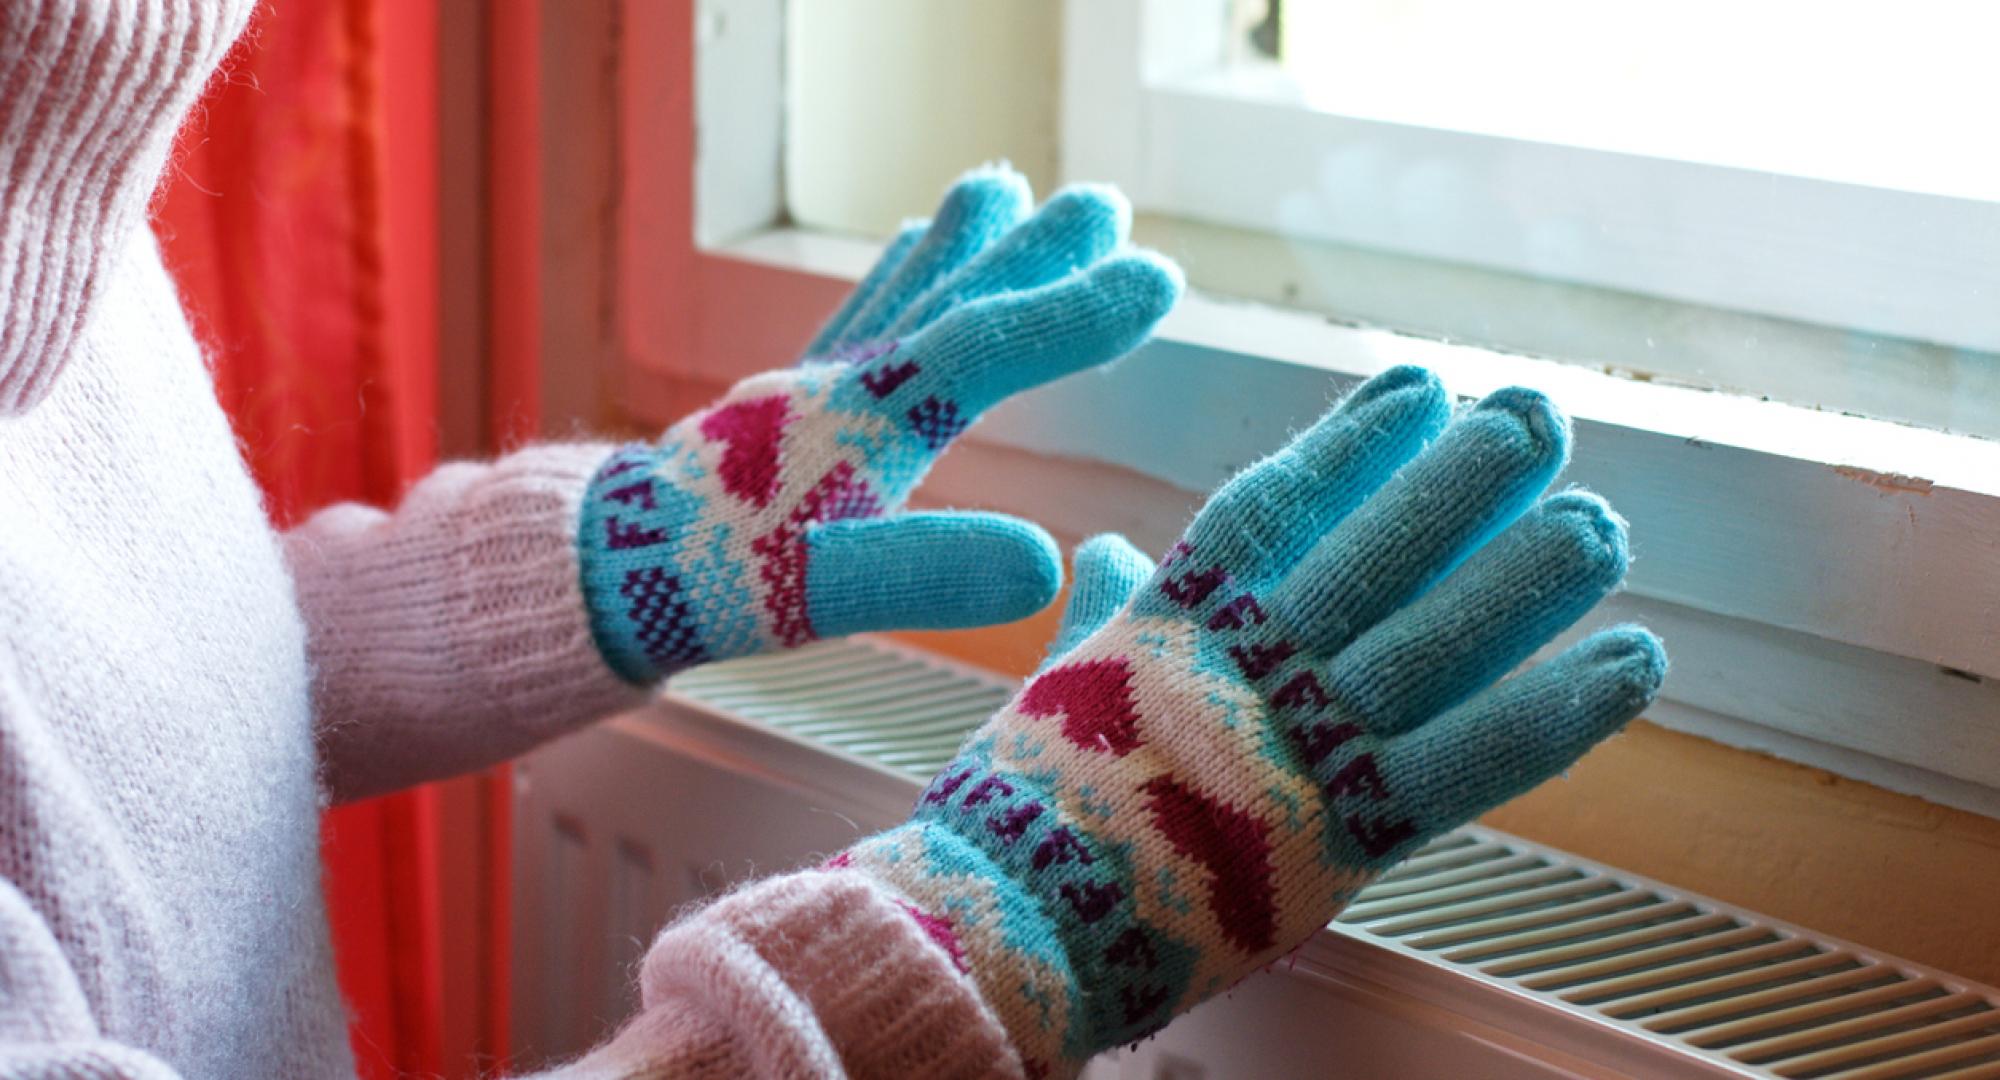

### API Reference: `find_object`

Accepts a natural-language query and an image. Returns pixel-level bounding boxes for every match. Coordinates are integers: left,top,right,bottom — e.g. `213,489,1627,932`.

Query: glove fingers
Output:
1181,366,1450,576
883,184,1131,342
1043,533,1153,665
803,512,1062,638
805,222,926,359
1323,491,1630,738
1340,626,1665,869
896,251,1183,423
833,167,1034,349
1267,387,1570,657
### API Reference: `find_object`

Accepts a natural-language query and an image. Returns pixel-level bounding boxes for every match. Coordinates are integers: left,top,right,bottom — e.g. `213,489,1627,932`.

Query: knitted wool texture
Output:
286,445,653,801
637,871,1024,1079
578,172,1183,682
0,0,253,414
0,5,1662,1071
836,367,1669,1076
0,8,1105,1075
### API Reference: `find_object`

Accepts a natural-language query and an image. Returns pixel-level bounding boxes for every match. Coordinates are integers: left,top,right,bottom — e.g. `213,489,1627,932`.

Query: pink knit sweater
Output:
0,2,1015,1076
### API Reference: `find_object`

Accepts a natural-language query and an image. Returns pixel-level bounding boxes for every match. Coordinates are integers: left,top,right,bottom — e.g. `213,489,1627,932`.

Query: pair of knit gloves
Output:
576,167,1667,1073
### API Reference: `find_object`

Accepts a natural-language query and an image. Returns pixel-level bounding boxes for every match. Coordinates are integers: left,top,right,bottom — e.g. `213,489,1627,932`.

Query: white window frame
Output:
610,0,2000,819
1066,0,2000,355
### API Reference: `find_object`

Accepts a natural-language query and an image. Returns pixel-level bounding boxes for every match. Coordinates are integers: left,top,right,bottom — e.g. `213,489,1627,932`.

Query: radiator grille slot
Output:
667,637,2000,1080
1341,832,2000,1078
669,639,1013,775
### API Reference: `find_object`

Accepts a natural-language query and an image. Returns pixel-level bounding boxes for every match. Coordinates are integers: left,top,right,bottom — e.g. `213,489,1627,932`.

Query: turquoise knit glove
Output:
579,168,1181,682
838,366,1668,1075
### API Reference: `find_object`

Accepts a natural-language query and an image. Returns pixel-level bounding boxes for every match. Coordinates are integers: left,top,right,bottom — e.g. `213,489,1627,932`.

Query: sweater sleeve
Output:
284,443,650,803
0,0,255,416
3,862,1018,1079
521,869,1025,1080
4,867,982,1080
0,879,179,1080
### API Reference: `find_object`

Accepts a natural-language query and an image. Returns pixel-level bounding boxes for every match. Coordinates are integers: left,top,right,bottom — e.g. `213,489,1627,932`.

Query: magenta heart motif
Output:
1018,657,1144,756
698,393,794,507
1140,774,1278,954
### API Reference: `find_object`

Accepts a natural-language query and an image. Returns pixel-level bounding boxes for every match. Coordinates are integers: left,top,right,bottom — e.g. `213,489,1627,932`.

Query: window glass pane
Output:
785,1,2000,438
1262,1,2000,199
1207,0,2000,436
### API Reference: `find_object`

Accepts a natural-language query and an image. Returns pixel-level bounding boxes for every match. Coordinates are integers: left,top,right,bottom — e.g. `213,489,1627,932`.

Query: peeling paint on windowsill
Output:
1833,466,1936,496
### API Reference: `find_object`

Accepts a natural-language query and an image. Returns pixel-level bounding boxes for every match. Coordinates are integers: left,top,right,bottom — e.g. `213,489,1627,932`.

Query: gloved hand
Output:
579,167,1181,682
837,365,1669,1076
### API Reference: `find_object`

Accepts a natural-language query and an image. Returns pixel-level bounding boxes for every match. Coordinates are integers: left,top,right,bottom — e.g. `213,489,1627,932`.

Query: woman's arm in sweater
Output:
0,863,996,1079
284,443,646,801
530,871,1019,1079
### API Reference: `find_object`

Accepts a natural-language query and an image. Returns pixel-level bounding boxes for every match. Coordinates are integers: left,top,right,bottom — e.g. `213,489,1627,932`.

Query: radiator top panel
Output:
665,637,2000,1080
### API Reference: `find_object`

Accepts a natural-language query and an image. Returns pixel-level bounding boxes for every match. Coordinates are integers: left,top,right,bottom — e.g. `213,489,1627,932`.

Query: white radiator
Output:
511,638,2000,1079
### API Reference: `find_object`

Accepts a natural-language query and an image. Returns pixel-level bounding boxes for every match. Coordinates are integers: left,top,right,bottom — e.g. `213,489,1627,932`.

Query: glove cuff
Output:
577,442,756,683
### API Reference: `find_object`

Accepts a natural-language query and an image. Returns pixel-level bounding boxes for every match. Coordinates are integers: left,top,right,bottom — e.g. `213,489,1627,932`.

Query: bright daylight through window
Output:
1118,0,2000,438
1250,1,1997,198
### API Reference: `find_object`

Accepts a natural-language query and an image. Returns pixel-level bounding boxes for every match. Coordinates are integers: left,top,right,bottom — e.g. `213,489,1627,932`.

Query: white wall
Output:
787,0,1062,235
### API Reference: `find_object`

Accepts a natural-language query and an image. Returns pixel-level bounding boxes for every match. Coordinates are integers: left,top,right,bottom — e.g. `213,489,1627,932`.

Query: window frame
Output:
608,0,2000,818
1066,0,2000,355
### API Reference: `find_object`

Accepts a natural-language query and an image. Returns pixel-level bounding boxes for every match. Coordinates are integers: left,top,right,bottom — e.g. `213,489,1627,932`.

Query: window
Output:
1253,2,1997,199
609,0,2000,819
1069,0,2000,437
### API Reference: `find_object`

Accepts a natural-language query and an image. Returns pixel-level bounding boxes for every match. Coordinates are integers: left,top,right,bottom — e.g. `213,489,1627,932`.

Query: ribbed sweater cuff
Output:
637,869,1025,1079
529,1001,755,1079
288,443,649,801
0,0,255,414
